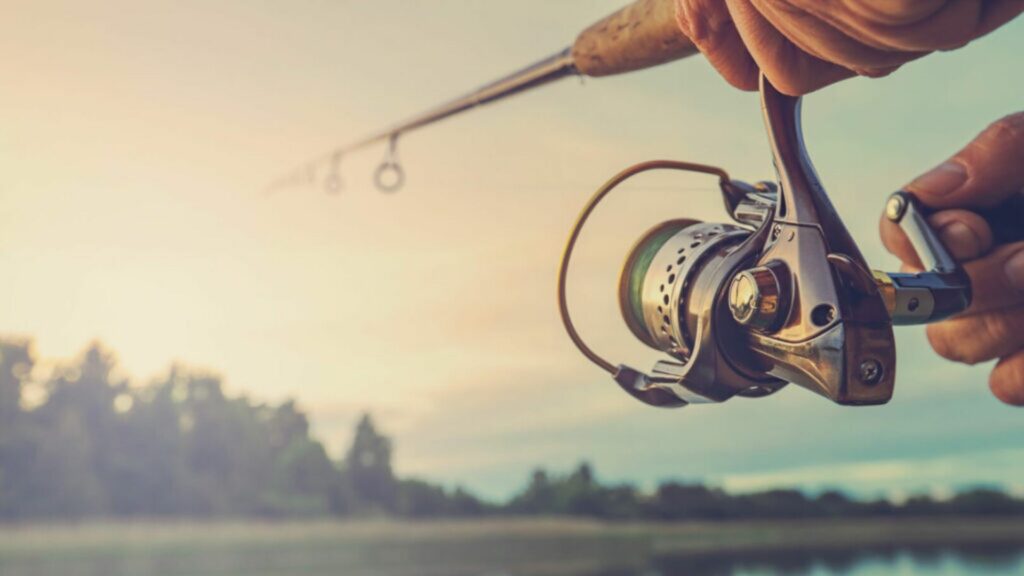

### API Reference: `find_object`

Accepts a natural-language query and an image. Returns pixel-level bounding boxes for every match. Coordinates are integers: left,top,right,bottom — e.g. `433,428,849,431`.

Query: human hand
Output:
879,113,1024,405
676,0,1024,95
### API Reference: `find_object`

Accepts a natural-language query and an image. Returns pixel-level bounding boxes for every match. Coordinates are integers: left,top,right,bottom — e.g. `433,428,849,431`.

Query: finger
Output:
726,0,853,95
676,0,760,91
790,0,1024,52
926,305,1024,365
751,0,929,74
880,208,994,269
964,242,1024,313
990,349,1024,406
975,1,1024,37
905,112,1024,210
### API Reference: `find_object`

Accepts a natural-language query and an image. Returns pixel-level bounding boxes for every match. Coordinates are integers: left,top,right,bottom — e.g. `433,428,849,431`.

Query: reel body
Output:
559,76,975,408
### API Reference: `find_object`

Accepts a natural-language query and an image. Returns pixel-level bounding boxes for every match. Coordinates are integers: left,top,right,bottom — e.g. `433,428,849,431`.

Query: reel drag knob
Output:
727,264,786,332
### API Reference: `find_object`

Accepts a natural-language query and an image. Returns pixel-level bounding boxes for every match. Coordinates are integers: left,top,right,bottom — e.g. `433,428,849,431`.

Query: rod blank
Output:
274,0,700,193
337,49,577,158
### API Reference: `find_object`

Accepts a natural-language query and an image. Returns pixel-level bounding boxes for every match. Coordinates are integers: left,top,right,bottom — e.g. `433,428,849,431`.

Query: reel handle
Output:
873,191,970,325
874,189,1024,325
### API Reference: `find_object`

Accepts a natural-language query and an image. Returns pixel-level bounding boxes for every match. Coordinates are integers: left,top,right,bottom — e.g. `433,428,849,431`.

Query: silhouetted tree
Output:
507,468,556,514
0,340,33,518
1,337,1023,522
343,413,397,513
651,482,731,520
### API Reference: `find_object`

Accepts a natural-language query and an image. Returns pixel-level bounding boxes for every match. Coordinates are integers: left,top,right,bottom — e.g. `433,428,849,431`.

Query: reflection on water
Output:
3,528,1022,576
620,545,1024,576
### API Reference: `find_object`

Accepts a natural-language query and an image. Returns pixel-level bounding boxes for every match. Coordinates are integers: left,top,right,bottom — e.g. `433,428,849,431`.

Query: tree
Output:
0,340,33,517
343,413,397,513
0,339,31,422
506,463,641,519
396,479,450,517
652,482,730,520
4,337,1024,522
507,468,556,514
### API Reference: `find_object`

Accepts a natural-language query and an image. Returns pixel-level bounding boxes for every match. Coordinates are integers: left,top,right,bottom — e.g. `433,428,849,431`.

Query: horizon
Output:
5,335,1022,506
2,0,1023,505
5,333,1022,513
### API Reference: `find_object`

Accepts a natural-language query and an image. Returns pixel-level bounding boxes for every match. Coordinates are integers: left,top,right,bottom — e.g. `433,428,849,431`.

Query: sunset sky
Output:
1,1,1022,500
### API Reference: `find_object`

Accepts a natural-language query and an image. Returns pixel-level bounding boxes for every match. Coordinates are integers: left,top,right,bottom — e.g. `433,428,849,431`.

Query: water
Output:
2,521,1022,576
636,545,1024,576
3,546,1023,575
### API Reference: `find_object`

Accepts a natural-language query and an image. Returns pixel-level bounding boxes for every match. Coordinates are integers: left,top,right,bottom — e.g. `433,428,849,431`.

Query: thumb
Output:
905,112,1024,210
880,112,1024,268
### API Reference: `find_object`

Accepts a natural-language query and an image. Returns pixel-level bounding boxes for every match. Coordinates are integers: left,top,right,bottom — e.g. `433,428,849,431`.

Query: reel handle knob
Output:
874,191,971,325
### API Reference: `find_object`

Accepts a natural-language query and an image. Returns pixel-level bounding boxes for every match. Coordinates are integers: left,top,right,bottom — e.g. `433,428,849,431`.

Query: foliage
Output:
1,338,1021,521
344,414,397,514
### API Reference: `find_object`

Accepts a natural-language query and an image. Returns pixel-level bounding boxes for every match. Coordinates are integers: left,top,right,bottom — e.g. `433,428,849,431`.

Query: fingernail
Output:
1006,250,1024,292
909,161,967,197
938,222,980,260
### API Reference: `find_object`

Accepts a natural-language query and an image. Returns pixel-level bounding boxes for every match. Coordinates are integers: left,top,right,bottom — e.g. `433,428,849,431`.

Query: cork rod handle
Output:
572,0,698,77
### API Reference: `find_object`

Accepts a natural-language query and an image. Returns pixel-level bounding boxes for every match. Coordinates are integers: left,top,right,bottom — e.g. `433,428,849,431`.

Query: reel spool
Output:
558,75,986,409
619,220,746,361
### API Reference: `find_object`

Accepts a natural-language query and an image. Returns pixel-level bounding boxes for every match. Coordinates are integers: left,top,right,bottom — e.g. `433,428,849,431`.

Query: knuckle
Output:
991,382,1024,406
675,1,699,38
932,311,1024,366
768,71,815,97
982,112,1024,146
926,324,968,364
991,360,1024,406
855,65,900,79
971,317,1011,364
878,217,899,254
677,0,727,44
1001,361,1024,388
956,345,987,367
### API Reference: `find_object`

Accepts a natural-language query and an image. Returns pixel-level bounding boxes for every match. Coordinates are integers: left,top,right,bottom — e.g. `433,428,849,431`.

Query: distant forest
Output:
1,339,1022,521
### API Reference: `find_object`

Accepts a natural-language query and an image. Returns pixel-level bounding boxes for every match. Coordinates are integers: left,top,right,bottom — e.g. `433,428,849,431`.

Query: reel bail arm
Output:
560,74,983,409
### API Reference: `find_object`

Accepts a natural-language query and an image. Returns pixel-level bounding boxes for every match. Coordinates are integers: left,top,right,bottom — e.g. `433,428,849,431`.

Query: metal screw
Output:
858,359,883,386
907,297,920,312
771,224,782,241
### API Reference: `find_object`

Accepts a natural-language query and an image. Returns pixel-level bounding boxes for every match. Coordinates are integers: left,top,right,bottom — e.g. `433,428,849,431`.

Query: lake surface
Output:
645,545,1024,576
4,544,1023,576
2,519,1023,576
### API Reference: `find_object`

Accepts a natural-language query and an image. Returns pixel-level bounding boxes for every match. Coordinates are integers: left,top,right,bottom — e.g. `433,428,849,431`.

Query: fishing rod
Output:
269,0,695,193
279,0,1023,408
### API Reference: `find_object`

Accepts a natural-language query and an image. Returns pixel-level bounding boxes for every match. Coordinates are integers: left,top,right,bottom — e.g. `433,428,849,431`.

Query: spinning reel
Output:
558,77,974,407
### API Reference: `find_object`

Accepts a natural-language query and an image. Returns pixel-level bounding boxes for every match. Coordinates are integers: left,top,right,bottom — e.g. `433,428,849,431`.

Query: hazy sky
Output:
1,1,1022,500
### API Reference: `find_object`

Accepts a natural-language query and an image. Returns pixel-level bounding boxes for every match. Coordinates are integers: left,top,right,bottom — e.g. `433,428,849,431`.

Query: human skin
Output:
879,113,1024,406
675,0,1024,96
674,1,1024,404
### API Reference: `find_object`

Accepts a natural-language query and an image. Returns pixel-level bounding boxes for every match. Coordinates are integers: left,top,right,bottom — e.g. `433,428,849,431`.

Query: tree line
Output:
0,339,1021,521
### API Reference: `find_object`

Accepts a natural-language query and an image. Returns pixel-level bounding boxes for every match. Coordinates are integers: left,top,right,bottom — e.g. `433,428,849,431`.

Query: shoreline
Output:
2,517,1023,576
3,516,1023,549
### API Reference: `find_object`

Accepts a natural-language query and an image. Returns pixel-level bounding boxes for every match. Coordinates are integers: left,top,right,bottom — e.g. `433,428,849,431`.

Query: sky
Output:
1,1,1022,501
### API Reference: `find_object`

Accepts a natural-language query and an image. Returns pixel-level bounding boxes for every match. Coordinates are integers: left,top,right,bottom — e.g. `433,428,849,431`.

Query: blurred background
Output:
1,1,1022,575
